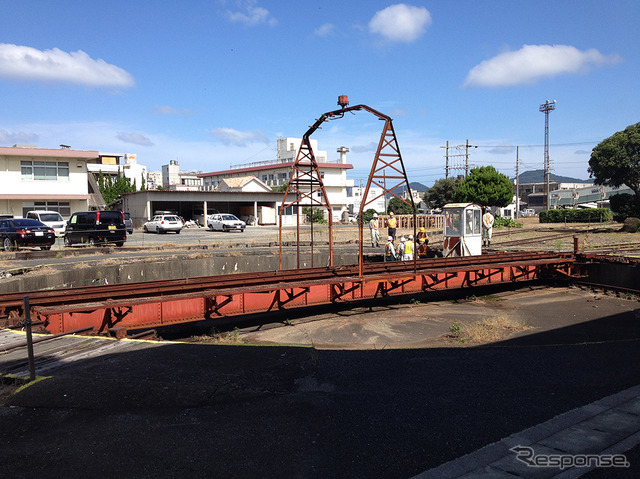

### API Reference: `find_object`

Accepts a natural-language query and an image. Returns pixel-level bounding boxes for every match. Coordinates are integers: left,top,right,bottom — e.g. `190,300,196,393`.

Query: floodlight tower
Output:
539,99,556,209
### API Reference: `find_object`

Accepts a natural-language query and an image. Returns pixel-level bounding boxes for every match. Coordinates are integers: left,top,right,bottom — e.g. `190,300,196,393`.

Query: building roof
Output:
0,145,99,159
220,176,256,188
198,161,353,178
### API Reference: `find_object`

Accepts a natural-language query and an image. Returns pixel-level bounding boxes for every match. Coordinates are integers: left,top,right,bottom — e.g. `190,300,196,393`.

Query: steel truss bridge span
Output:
0,252,577,335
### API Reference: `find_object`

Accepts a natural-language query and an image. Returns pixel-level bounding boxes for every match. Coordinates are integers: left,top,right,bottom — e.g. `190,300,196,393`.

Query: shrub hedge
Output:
622,217,640,233
538,208,612,223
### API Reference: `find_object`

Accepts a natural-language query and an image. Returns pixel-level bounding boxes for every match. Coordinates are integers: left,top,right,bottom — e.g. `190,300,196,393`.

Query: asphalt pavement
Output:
2,286,640,478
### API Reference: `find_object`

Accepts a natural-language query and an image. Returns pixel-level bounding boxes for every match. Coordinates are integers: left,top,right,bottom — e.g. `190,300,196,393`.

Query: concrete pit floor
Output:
170,284,640,350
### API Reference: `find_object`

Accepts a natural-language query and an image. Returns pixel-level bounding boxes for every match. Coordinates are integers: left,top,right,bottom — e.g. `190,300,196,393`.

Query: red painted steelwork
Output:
0,252,577,335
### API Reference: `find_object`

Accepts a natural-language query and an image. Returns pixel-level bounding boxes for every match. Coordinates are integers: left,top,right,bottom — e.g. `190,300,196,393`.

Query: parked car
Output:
143,214,183,234
63,210,126,247
26,210,67,236
0,218,56,251
207,213,246,232
123,212,134,234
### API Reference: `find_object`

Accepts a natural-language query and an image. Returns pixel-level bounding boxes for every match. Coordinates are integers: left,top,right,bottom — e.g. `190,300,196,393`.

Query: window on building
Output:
21,161,69,181
22,201,71,218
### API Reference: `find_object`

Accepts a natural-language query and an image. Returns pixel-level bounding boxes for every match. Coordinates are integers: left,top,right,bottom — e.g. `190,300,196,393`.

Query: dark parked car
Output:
124,212,133,234
0,218,56,251
64,210,126,247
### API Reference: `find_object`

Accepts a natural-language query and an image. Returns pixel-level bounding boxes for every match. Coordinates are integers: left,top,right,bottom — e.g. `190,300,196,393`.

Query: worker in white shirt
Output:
482,207,495,247
369,213,380,247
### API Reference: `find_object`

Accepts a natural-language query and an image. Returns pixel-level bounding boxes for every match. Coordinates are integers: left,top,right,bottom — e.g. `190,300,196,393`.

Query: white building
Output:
346,183,386,215
199,138,354,222
0,145,100,218
86,152,147,190
161,160,203,191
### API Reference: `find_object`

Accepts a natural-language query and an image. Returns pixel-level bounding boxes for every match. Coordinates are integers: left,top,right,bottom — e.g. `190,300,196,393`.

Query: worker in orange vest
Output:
417,226,428,244
417,237,429,259
387,212,397,241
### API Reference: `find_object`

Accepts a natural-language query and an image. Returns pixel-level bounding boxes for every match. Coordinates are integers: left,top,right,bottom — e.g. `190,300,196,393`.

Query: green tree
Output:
302,206,327,224
453,166,513,207
96,169,137,206
361,208,379,224
588,122,640,198
609,193,640,221
387,196,416,215
424,177,461,209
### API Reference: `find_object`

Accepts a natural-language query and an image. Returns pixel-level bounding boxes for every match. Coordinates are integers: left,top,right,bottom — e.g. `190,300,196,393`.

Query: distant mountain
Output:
514,169,593,184
409,182,427,192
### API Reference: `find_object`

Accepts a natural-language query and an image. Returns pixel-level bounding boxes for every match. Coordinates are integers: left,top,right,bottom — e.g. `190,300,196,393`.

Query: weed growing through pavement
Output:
448,315,531,343
195,327,243,343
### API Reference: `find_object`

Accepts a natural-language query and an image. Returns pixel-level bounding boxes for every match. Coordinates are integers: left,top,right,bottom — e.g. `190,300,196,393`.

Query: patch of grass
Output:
96,258,120,266
72,262,92,269
448,315,531,343
24,265,57,276
191,327,244,344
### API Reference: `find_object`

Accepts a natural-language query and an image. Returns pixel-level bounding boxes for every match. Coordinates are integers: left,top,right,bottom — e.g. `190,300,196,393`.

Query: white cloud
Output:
117,132,154,147
369,4,431,43
151,105,192,117
463,44,622,88
315,23,336,37
225,1,277,27
0,129,39,145
210,127,269,147
0,43,134,88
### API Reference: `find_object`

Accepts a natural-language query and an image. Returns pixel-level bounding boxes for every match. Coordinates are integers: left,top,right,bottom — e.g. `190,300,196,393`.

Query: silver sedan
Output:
143,215,184,234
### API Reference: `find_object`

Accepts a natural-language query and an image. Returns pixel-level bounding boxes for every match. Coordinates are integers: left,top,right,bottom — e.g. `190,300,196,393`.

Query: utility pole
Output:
515,146,520,219
442,140,476,178
441,141,450,179
465,139,470,177
540,100,556,210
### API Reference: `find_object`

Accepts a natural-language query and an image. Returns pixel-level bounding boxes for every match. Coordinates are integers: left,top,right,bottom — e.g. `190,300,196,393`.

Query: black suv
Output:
63,210,126,247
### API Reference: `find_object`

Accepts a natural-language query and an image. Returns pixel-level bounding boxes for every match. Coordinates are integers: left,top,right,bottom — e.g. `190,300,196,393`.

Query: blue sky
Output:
0,0,637,185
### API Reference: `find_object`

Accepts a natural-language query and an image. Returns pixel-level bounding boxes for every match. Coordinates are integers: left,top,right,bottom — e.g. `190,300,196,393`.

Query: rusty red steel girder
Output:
0,252,577,335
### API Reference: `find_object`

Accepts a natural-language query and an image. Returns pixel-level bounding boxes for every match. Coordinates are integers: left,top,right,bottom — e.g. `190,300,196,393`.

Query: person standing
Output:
385,236,397,261
369,213,380,247
387,212,397,241
482,207,495,247
417,237,428,259
404,234,414,261
417,226,428,244
397,236,406,261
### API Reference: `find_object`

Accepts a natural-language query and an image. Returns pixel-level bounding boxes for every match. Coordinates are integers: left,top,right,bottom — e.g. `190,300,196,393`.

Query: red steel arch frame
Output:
278,97,417,277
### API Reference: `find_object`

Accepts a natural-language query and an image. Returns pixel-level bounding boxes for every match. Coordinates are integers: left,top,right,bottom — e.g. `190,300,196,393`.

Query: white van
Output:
26,210,66,236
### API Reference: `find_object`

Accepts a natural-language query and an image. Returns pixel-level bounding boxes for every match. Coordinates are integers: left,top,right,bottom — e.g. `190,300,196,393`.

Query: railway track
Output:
0,251,577,336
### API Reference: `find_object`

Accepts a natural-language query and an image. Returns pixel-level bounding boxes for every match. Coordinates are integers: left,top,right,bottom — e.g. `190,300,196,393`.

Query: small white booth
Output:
443,203,483,257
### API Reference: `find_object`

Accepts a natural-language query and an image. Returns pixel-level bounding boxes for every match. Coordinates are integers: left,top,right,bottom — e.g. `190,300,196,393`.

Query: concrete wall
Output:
0,250,361,293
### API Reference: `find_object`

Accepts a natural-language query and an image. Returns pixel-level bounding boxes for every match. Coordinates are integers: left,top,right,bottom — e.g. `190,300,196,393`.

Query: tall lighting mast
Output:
539,99,556,210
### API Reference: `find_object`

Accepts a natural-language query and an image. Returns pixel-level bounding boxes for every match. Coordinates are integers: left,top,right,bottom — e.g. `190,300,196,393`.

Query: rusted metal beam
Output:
0,252,577,335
